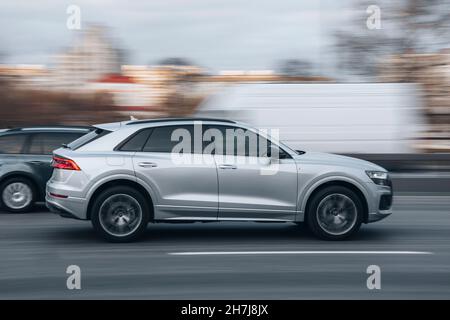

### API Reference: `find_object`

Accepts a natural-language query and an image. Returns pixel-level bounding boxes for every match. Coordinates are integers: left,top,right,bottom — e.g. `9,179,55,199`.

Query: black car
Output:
0,126,91,213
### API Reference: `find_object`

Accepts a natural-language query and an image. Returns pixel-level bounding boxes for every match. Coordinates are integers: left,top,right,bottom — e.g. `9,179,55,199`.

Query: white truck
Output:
196,83,425,153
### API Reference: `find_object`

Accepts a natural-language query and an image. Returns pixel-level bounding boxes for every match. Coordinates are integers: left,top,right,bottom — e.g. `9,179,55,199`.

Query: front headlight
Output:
366,171,391,186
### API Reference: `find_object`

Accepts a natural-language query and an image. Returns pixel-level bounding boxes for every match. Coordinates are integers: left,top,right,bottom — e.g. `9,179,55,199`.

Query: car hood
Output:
294,151,386,171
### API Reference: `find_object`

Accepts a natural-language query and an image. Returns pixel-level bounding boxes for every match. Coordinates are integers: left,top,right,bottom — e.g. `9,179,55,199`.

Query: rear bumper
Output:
45,192,88,220
46,199,82,220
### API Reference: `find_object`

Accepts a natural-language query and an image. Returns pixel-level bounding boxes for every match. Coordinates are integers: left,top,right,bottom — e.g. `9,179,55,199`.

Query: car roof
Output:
94,117,240,131
1,126,92,134
125,117,236,126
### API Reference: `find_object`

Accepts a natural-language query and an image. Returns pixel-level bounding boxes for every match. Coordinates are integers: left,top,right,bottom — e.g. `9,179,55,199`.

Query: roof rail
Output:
6,125,92,132
126,117,236,125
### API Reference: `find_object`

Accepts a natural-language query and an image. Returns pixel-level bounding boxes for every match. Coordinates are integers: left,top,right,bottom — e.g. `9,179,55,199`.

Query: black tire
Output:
90,186,150,242
306,185,363,240
0,177,36,213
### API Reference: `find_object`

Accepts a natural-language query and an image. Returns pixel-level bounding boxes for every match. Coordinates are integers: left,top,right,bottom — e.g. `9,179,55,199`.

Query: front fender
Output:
297,173,370,215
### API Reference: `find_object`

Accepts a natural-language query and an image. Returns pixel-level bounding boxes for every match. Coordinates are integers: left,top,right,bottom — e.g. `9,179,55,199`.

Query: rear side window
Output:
28,132,85,155
67,129,110,150
143,125,201,153
117,129,153,152
0,134,28,154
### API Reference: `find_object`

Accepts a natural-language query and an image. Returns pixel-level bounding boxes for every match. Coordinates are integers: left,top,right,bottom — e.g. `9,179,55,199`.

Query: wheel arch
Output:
302,179,369,224
86,179,155,221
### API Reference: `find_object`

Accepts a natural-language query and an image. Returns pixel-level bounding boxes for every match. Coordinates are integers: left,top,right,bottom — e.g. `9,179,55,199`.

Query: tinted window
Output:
143,125,203,153
205,125,271,157
28,132,84,155
67,129,109,150
0,134,28,154
119,129,152,152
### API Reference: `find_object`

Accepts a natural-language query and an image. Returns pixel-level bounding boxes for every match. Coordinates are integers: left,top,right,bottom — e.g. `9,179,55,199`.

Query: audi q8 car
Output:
0,126,92,213
46,118,393,242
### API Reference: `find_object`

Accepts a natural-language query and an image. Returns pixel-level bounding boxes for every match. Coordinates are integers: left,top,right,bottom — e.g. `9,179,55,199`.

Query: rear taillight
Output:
52,156,80,171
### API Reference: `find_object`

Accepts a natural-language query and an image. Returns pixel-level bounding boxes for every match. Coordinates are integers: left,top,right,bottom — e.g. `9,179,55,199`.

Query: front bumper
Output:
366,184,393,223
367,209,392,223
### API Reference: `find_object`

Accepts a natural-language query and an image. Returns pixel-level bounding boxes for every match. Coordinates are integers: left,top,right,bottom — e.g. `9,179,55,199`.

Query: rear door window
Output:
28,132,85,155
143,125,204,154
0,134,29,154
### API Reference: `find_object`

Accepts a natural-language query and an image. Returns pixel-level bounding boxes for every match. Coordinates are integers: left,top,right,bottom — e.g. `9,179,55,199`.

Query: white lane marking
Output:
168,251,433,256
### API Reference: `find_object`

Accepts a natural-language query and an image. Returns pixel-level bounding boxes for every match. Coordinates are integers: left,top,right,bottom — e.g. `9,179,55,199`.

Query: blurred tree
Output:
157,57,194,66
165,88,205,117
0,82,121,127
277,59,313,76
335,0,450,77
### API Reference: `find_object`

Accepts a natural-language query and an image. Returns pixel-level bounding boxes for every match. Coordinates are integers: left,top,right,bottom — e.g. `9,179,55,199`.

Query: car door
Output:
131,124,218,220
0,132,31,176
26,132,86,190
207,125,298,221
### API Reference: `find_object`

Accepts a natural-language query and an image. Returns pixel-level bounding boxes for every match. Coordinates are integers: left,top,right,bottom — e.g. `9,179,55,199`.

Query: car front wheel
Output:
91,186,150,242
306,186,363,240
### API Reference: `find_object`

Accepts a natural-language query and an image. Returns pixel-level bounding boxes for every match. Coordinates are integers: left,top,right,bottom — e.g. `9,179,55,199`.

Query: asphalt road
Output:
1,195,450,299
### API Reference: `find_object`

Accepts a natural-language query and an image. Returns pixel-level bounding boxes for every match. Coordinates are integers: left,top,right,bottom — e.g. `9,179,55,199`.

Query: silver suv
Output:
46,118,393,242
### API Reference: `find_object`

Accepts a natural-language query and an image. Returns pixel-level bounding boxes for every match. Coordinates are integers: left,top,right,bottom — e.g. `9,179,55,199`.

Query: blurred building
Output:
206,70,329,83
122,64,204,106
0,64,49,88
0,23,332,123
52,26,123,89
85,73,164,118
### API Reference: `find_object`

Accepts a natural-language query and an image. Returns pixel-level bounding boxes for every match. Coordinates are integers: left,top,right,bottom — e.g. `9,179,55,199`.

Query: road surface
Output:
0,195,449,299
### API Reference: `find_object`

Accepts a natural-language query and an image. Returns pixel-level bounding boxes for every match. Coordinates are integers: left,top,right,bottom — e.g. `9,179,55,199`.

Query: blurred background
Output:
2,1,450,300
1,0,450,179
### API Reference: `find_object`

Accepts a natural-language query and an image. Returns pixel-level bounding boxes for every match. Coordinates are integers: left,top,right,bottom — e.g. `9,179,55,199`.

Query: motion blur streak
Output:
168,251,433,255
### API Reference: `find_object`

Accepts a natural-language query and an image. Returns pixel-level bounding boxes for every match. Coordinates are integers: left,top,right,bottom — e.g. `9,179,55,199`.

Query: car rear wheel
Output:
306,186,363,240
0,177,35,213
91,186,150,242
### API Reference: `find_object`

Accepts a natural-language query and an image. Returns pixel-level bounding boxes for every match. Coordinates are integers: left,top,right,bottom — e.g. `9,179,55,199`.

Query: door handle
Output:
219,164,237,170
29,160,48,165
138,162,158,168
